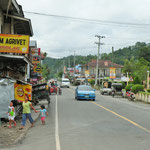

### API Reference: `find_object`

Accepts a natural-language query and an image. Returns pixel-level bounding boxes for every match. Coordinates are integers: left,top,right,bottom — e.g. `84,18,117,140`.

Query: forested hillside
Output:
43,42,150,78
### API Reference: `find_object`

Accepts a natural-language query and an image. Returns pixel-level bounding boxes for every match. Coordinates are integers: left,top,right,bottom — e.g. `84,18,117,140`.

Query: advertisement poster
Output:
110,67,116,79
85,70,90,78
31,48,40,56
0,34,29,54
34,65,42,73
32,56,41,64
14,83,32,101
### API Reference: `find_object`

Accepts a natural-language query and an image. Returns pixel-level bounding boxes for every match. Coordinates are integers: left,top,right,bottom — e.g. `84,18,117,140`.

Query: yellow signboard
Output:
85,70,89,77
110,67,116,79
0,34,30,54
14,83,32,101
34,65,42,73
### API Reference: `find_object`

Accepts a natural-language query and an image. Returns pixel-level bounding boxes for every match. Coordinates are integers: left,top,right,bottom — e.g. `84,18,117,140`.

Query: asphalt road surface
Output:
3,86,150,150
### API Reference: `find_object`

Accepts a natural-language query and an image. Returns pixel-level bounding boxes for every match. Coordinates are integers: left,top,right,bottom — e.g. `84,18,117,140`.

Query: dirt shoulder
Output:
0,101,49,148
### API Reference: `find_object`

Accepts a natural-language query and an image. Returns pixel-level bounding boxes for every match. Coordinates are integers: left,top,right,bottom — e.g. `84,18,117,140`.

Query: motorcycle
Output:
126,91,135,101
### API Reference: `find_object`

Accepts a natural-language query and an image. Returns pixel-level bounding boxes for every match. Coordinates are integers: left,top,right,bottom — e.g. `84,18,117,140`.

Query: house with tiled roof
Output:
81,60,123,79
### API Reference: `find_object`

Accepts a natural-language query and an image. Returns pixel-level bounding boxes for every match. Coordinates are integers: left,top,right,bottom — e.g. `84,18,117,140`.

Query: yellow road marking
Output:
91,102,150,134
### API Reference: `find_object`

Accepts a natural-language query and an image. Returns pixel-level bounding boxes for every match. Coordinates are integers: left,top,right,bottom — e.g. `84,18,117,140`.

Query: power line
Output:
24,11,150,28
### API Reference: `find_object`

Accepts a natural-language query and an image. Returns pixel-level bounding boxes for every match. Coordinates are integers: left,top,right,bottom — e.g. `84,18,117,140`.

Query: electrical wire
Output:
24,11,150,28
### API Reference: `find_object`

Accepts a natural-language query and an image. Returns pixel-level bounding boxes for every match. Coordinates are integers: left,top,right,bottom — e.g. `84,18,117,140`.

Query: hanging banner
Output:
31,48,41,56
110,67,116,79
32,56,41,64
0,34,29,54
85,70,89,78
34,65,42,73
14,83,32,101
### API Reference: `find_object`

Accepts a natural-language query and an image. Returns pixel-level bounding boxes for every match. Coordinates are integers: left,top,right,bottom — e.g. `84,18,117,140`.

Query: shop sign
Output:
14,83,32,101
31,48,40,56
85,70,89,78
110,67,116,79
0,34,29,54
32,56,41,64
34,64,42,73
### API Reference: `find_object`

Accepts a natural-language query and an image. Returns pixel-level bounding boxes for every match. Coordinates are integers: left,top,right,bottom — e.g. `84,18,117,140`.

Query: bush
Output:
121,82,126,89
147,89,150,93
88,79,95,85
133,76,141,84
131,84,144,94
125,84,133,91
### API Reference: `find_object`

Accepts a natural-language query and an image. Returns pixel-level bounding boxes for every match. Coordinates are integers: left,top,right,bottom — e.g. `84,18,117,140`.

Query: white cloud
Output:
17,0,150,57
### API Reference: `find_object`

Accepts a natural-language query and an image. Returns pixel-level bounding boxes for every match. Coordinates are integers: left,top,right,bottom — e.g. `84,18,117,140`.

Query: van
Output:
61,78,70,88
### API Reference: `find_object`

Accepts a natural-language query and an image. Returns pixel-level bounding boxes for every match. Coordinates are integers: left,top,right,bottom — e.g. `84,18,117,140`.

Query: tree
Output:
139,46,150,62
123,57,135,74
133,76,141,84
42,64,50,81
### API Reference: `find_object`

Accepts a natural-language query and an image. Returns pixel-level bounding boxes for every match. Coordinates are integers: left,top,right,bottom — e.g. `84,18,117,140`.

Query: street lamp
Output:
127,72,129,86
147,71,149,89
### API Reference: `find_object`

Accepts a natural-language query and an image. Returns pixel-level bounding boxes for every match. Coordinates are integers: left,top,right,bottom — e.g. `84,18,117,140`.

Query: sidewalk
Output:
0,100,49,148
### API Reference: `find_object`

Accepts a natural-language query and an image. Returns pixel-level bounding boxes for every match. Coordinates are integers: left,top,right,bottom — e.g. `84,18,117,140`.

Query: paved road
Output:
4,87,150,150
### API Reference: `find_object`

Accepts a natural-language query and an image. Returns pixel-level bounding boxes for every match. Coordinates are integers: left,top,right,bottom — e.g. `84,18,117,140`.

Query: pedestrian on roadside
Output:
7,101,16,128
37,105,48,125
19,95,37,130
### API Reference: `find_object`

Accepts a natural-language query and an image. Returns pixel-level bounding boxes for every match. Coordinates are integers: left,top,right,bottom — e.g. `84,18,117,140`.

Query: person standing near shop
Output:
19,95,37,130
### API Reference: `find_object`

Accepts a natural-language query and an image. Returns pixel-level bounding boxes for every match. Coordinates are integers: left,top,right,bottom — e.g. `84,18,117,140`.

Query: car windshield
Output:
62,80,69,82
78,86,93,91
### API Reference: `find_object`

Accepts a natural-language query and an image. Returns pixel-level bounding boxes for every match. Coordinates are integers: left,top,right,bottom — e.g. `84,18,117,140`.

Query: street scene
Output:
1,0,150,150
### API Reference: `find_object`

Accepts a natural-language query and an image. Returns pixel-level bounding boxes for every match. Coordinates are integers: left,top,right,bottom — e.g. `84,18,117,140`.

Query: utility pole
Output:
68,56,70,68
112,47,114,67
95,35,105,86
74,51,76,76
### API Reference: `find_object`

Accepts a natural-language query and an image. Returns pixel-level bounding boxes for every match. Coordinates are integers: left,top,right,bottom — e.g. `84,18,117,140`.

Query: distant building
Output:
81,60,123,79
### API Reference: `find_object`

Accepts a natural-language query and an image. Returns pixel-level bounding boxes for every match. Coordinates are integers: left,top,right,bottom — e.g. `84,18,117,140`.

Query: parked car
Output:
75,85,96,101
60,78,70,88
100,81,112,95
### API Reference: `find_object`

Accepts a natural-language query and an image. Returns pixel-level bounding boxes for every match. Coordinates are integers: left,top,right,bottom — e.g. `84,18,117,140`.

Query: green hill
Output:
43,42,150,78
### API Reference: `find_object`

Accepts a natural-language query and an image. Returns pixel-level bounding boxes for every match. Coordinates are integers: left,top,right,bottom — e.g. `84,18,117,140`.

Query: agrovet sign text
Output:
0,34,30,54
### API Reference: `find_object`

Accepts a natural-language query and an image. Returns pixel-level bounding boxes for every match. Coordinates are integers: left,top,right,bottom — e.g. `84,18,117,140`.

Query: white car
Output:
61,78,70,88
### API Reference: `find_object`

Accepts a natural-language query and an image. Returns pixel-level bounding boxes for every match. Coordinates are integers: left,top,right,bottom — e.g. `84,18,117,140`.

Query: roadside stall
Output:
32,83,50,104
0,78,15,119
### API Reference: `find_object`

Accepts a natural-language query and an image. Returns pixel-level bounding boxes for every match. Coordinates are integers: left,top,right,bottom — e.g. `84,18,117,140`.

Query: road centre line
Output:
55,95,61,150
91,101,150,134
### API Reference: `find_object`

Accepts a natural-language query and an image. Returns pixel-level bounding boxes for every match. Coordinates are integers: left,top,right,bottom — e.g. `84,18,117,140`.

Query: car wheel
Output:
93,99,95,101
101,92,104,95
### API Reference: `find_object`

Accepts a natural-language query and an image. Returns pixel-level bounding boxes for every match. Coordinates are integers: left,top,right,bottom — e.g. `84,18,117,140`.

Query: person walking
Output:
7,101,16,128
37,105,48,125
19,95,37,130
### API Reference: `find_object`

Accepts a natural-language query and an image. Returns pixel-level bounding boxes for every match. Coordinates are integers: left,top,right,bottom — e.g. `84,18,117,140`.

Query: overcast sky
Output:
17,0,150,58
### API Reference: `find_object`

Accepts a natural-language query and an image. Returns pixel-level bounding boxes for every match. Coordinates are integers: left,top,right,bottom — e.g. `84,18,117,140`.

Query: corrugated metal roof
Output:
86,60,123,68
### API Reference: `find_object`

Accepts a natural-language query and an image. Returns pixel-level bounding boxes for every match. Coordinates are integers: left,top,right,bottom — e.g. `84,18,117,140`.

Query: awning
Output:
0,0,20,13
0,54,33,67
4,14,33,36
